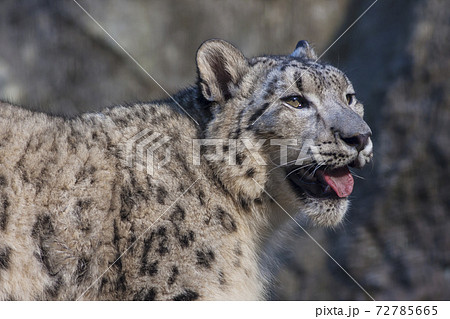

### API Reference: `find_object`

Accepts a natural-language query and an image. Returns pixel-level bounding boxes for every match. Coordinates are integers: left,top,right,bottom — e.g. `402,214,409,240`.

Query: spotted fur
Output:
0,39,372,300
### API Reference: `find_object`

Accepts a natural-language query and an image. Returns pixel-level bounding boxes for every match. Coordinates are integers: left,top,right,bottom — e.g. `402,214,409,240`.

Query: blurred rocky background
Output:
0,0,448,300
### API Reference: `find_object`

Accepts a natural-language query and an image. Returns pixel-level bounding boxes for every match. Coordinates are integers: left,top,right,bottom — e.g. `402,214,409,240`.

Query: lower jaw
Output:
287,176,341,200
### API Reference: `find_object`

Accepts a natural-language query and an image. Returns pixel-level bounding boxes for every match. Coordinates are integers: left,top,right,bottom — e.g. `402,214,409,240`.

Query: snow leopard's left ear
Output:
197,39,249,103
290,40,317,60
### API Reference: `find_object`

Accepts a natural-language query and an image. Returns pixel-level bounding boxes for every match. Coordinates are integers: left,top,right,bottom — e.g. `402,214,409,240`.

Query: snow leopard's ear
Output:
291,40,317,60
197,39,249,103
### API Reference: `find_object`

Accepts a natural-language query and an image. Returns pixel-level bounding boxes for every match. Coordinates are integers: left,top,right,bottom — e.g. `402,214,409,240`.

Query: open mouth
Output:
286,165,354,199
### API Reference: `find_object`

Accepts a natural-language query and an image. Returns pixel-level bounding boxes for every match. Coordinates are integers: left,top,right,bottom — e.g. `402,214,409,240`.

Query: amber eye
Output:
346,93,355,105
281,96,309,109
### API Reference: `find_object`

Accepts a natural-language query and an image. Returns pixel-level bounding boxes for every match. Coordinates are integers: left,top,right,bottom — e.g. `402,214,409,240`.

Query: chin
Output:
301,197,349,227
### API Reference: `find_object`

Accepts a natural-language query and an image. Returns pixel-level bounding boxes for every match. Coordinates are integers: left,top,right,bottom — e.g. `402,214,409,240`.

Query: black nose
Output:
341,132,371,152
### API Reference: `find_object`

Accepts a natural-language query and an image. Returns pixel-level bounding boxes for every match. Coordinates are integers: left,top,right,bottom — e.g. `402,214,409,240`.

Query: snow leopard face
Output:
197,39,373,226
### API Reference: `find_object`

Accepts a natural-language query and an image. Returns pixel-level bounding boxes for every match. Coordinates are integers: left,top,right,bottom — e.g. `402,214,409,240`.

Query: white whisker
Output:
349,168,366,180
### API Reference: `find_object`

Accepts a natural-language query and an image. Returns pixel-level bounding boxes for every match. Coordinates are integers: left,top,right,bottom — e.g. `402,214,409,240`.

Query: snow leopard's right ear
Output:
196,39,249,103
291,40,317,60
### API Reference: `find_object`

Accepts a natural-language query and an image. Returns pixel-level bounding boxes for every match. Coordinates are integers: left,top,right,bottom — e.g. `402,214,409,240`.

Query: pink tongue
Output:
323,167,354,198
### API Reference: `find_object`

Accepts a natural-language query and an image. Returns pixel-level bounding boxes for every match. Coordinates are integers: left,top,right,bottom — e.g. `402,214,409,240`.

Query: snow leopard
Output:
0,39,372,300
